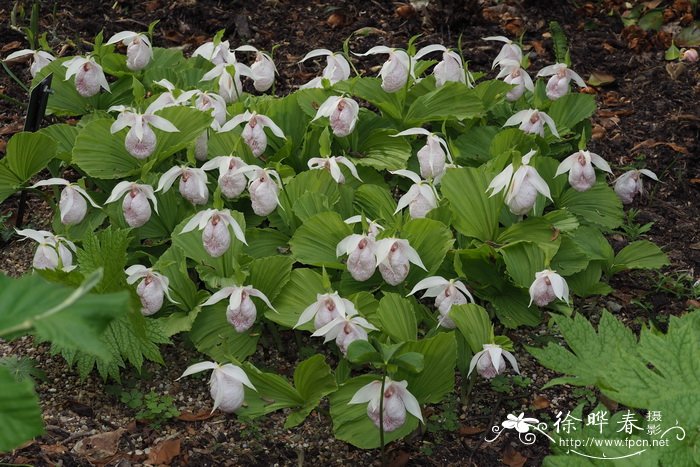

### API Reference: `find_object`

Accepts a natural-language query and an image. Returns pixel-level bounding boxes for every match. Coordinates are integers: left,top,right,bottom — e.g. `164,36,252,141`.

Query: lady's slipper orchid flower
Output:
349,377,423,432
295,292,354,330
374,238,426,286
16,229,76,272
105,181,158,228
487,150,552,215
203,285,275,332
178,361,255,413
299,49,351,88
307,156,362,184
356,46,412,92
504,109,559,138
201,156,249,199
193,39,235,65
555,150,612,192
337,217,384,281
109,105,179,159
682,48,699,62
235,45,277,92
414,44,466,87
312,95,359,137
613,169,659,204
63,55,110,97
200,50,253,103
219,111,286,158
156,166,209,205
311,308,378,355
30,178,101,226
147,79,198,113
180,209,247,258
408,276,474,329
392,128,453,181
529,269,569,307
236,166,282,216
4,49,55,78
468,344,520,379
484,36,523,69
193,90,228,128
343,215,384,239
125,265,177,316
391,170,438,219
496,59,534,101
536,63,586,100
106,31,153,71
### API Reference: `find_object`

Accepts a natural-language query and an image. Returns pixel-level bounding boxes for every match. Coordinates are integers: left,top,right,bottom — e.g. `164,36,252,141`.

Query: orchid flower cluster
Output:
3,27,671,452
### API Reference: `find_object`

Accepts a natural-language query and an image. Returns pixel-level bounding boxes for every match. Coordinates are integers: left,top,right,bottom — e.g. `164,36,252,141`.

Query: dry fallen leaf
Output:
665,62,686,80
72,428,125,461
459,425,486,436
40,444,67,455
533,395,550,409
146,438,181,465
1,41,22,53
588,71,616,87
327,12,346,28
502,445,528,467
389,449,411,467
178,410,215,422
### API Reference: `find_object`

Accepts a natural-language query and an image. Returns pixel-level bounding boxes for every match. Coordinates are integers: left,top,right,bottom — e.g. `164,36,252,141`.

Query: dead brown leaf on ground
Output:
146,438,181,465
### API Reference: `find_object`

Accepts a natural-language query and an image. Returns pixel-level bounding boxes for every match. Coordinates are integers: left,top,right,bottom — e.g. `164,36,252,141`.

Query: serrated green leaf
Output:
76,226,130,293
0,367,43,452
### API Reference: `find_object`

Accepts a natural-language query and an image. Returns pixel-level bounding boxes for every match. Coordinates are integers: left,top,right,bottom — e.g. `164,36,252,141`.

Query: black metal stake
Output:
15,73,52,228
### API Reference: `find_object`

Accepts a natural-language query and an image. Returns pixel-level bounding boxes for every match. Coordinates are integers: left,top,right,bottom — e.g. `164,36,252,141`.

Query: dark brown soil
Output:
1,0,698,466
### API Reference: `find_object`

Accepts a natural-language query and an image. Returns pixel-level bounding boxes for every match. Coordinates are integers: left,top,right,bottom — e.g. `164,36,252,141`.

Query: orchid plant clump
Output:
1,23,670,454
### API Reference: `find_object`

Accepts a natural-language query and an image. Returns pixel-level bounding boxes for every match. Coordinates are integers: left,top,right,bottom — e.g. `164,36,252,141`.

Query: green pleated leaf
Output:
39,124,79,162
189,302,260,362
244,228,291,258
346,112,411,171
335,77,403,121
248,255,295,304
610,240,669,275
265,268,325,330
499,241,549,289
5,131,57,182
488,286,542,328
352,184,397,223
376,293,418,343
0,367,43,452
550,235,590,276
441,167,500,241
329,374,419,449
402,218,454,285
238,363,303,418
289,211,352,269
548,93,597,134
0,164,20,203
450,304,494,354
404,82,484,124
558,184,624,230
153,246,200,313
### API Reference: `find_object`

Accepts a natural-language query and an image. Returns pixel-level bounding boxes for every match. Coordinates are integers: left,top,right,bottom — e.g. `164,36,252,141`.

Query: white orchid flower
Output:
199,50,253,103
614,168,659,204
125,265,177,316
219,111,286,158
105,181,158,228
192,90,228,128
147,79,199,113
504,109,559,138
496,59,534,101
312,95,359,137
178,361,256,413
407,276,474,329
180,209,247,258
236,45,277,92
468,344,520,379
203,284,275,332
299,49,351,88
529,269,569,307
391,169,438,219
374,238,426,286
537,63,586,100
343,215,384,239
349,377,423,432
63,55,110,97
295,292,354,330
30,178,101,226
555,150,612,192
193,39,235,65
156,166,209,205
4,48,55,78
502,413,540,433
337,217,384,281
307,156,362,184
487,150,551,216
483,36,523,69
201,155,249,199
109,104,179,159
356,46,412,92
392,128,453,181
106,31,153,71
235,166,282,216
16,229,76,272
311,307,378,355
414,44,466,87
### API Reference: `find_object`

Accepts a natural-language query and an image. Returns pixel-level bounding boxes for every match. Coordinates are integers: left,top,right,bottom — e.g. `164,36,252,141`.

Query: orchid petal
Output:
156,166,182,193
219,364,256,390
177,361,218,379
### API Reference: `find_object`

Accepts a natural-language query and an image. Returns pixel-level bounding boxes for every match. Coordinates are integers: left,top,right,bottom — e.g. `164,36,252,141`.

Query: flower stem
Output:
379,370,387,467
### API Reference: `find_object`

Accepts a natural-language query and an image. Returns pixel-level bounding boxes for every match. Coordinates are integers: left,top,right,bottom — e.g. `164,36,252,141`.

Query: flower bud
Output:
226,290,257,332
136,273,165,316
33,243,60,270
202,213,231,258
126,36,151,70
59,186,88,225
682,48,698,62
242,116,268,157
125,122,157,159
122,186,152,228
347,237,377,281
194,131,208,161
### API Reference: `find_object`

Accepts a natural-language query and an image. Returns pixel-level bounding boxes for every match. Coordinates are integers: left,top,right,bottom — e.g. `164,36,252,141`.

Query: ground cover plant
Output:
0,1,698,465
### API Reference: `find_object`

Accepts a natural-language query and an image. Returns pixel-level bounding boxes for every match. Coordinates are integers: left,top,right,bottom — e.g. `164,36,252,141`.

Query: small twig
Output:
468,394,503,464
